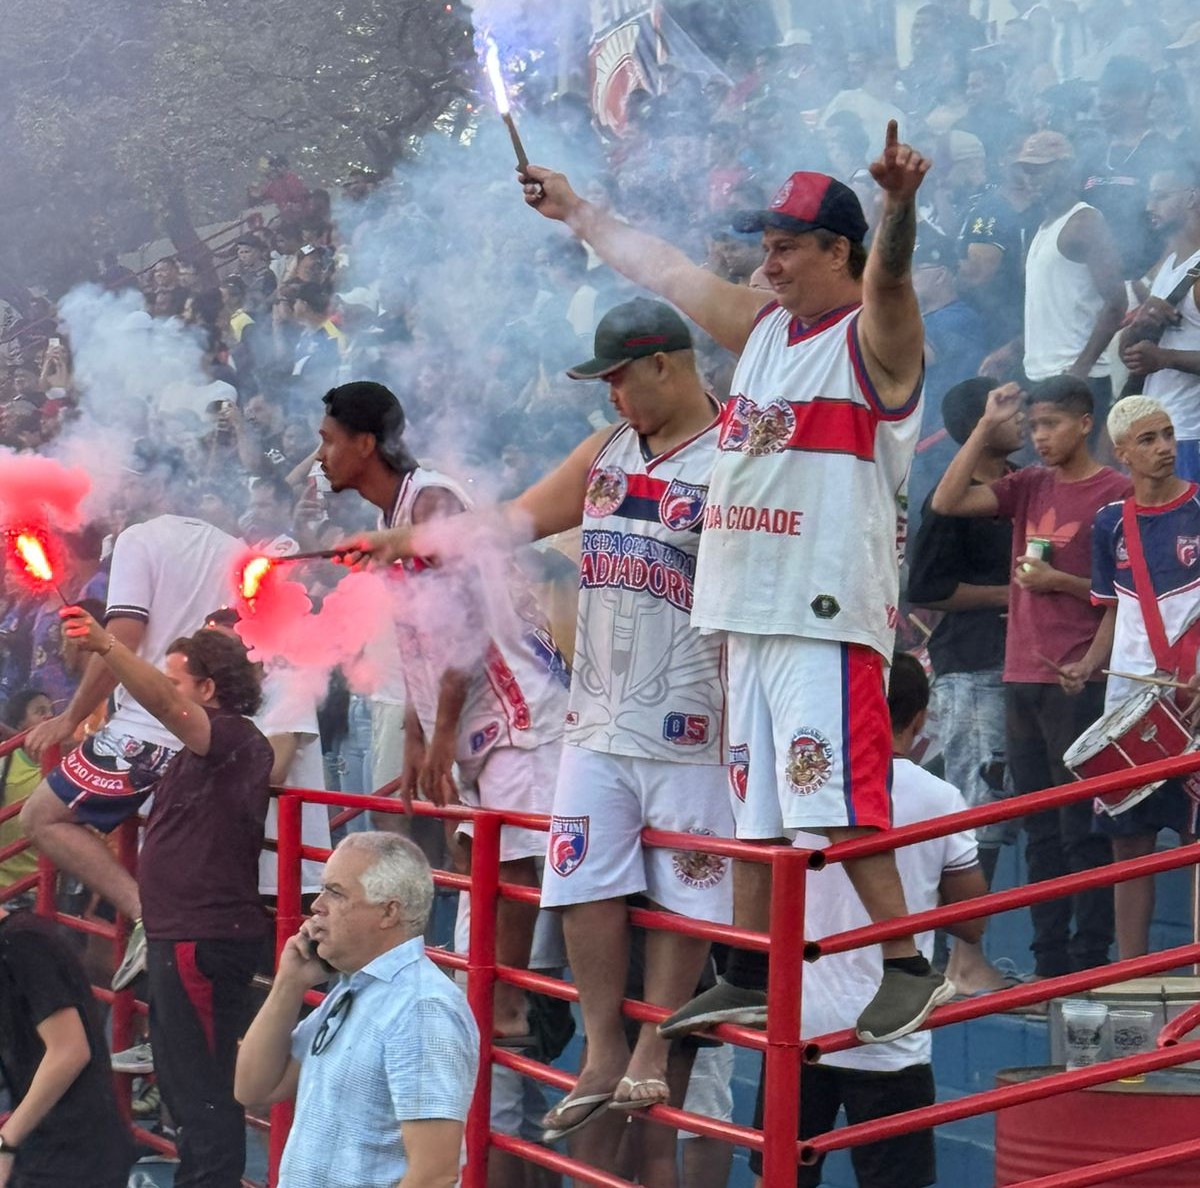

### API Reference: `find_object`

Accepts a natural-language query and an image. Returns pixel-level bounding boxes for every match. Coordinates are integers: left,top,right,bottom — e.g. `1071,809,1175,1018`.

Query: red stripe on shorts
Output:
840,644,892,829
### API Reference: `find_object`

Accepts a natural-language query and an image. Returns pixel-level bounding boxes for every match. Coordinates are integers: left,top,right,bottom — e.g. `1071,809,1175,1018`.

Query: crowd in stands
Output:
3,2,1200,1186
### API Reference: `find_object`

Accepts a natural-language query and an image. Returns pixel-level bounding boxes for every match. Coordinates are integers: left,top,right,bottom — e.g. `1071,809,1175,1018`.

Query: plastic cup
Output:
1109,1008,1156,1083
1061,999,1108,1069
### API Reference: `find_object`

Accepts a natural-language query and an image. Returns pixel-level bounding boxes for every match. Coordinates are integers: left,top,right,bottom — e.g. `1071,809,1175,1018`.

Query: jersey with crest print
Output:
690,302,922,659
569,414,726,764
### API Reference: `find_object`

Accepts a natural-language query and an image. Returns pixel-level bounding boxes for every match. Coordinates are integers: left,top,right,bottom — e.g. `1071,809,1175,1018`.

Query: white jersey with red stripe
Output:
384,466,569,760
570,417,725,764
691,302,922,658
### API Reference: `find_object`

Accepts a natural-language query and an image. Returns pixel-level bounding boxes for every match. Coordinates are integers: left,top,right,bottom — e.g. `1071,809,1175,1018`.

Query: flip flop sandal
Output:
608,1075,670,1113
541,1090,614,1143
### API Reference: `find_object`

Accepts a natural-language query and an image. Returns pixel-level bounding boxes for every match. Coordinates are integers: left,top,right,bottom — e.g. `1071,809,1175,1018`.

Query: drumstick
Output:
1103,668,1194,692
907,613,933,642
1035,651,1072,678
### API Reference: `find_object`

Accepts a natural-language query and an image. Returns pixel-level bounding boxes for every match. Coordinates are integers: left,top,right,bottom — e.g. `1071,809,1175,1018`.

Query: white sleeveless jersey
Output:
1024,202,1110,380
691,303,921,658
1145,249,1200,440
570,418,726,764
385,467,569,759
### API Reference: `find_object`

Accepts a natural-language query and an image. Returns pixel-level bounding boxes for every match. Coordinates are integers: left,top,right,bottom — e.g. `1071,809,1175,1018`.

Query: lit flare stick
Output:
7,530,69,603
238,549,350,601
484,37,530,173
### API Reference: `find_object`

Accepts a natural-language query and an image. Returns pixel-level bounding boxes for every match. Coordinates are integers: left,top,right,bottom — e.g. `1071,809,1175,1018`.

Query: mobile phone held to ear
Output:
301,933,336,973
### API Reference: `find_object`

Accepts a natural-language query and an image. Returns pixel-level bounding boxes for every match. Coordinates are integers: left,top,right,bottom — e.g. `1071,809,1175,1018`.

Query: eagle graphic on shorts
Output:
584,466,628,518
549,815,589,876
786,730,834,796
672,829,728,890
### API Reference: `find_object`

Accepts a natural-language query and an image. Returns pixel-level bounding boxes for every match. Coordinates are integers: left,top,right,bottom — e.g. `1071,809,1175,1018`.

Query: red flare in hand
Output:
5,528,68,602
240,556,275,601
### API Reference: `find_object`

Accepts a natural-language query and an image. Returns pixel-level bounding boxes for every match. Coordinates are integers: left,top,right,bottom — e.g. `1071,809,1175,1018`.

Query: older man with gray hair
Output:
235,833,479,1188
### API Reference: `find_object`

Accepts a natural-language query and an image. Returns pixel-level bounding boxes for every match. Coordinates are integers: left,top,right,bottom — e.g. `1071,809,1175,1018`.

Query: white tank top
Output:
1023,202,1110,380
385,467,569,758
569,418,726,764
1144,248,1200,440
691,303,921,657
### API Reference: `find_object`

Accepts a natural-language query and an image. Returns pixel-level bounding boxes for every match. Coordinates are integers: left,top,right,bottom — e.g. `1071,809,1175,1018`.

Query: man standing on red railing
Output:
352,300,736,1157
522,122,950,1044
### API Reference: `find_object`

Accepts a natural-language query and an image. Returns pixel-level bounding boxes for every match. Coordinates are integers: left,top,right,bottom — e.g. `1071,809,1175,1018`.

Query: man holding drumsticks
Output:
1076,396,1200,960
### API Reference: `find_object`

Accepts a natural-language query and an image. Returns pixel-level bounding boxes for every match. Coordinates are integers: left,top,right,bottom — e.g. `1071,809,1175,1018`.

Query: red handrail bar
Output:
811,838,1200,959
1010,1136,1200,1188
820,747,1200,865
798,1036,1200,1163
491,1046,767,1149
810,939,1200,1059
1158,1000,1200,1047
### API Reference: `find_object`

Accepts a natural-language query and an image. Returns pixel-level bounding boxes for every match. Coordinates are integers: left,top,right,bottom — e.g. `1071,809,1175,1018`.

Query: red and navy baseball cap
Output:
567,298,693,380
732,172,868,243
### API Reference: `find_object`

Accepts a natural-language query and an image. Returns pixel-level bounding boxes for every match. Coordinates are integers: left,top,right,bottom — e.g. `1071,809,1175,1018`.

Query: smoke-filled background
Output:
2,0,1198,711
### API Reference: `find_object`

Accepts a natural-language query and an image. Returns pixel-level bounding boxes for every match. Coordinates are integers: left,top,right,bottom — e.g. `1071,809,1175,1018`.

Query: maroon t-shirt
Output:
991,464,1132,683
139,708,273,941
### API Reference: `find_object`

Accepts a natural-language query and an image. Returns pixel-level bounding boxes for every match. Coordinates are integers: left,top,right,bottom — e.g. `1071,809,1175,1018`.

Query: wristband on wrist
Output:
0,1133,19,1154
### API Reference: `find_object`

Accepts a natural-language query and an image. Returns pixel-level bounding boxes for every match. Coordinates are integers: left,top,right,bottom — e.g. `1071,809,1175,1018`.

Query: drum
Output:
1062,688,1198,817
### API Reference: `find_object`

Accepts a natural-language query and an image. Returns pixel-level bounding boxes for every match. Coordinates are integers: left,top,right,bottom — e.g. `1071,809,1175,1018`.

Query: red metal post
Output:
458,816,496,1188
267,793,304,1187
463,810,502,1188
760,847,808,1186
109,818,139,1118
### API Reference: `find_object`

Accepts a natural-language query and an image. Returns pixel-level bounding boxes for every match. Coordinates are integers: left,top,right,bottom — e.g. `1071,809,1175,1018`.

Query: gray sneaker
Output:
855,967,956,1044
112,920,147,992
112,1041,154,1075
657,980,768,1039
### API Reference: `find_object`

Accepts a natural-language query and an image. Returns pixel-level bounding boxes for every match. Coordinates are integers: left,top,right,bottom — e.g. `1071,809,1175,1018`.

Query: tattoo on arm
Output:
873,200,917,280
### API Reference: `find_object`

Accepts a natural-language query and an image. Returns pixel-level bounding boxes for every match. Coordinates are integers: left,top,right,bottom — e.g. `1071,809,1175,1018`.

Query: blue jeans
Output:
930,669,1014,848
323,695,375,838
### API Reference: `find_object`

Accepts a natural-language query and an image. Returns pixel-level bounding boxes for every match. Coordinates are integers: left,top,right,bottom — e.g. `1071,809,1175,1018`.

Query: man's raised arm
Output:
522,165,769,354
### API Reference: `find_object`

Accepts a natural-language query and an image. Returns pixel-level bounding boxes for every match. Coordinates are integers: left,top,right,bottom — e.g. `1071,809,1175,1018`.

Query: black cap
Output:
732,171,868,242
566,298,693,380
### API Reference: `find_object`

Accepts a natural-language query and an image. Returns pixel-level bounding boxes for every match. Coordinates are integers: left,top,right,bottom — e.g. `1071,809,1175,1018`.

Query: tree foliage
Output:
0,0,479,290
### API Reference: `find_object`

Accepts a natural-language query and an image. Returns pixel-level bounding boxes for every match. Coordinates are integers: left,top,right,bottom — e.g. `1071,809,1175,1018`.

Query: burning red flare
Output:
15,533,53,582
240,556,274,601
5,527,65,600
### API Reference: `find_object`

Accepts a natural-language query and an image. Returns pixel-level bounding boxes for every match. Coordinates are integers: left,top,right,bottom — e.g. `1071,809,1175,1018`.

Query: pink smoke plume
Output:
0,450,92,530
233,554,396,692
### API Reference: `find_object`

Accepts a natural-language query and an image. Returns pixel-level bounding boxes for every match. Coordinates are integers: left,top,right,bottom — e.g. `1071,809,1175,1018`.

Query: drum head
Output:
1064,687,1161,768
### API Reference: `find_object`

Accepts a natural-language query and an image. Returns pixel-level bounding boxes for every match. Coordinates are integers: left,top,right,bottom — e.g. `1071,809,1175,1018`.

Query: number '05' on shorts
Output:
726,634,892,838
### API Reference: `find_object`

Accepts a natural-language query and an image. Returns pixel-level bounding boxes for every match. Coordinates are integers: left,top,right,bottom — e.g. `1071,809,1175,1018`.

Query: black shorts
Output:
749,1060,936,1188
1092,779,1194,839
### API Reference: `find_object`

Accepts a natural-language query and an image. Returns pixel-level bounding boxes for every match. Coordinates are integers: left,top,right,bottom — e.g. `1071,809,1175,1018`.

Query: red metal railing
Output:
266,746,1200,1188
7,727,1200,1186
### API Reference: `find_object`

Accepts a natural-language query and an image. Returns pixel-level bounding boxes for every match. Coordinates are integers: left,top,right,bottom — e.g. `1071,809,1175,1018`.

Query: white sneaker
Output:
112,920,147,991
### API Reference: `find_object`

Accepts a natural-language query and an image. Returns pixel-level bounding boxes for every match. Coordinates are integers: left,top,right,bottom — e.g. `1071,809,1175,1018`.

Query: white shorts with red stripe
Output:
726,634,892,837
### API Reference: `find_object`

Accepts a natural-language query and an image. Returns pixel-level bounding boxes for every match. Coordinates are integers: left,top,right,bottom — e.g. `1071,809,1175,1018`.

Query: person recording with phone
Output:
235,833,479,1188
59,605,272,1188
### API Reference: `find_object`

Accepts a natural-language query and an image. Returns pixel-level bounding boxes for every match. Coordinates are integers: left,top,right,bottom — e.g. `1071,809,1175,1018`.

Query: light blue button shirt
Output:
279,936,479,1188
